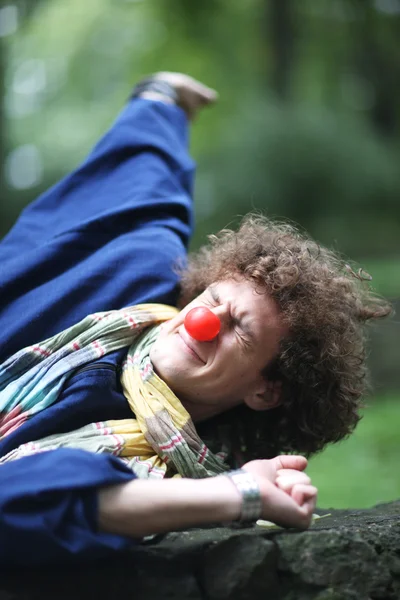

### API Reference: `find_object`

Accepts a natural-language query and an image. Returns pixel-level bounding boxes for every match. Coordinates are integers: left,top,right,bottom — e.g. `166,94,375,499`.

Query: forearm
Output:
98,457,320,540
98,476,241,538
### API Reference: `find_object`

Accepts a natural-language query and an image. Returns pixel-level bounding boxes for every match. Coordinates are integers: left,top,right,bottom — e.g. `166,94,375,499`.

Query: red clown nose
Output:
184,307,221,342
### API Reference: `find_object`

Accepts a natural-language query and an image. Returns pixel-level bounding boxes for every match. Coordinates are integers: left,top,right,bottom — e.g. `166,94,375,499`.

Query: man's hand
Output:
242,455,317,529
142,72,218,120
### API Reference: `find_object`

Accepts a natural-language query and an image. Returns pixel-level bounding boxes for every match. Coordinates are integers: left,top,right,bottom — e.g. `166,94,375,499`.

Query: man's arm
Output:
0,74,217,358
0,447,316,566
1,72,216,252
98,455,317,538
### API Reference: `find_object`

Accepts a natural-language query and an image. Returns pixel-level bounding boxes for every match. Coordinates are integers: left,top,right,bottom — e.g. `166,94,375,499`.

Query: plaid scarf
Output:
0,304,229,479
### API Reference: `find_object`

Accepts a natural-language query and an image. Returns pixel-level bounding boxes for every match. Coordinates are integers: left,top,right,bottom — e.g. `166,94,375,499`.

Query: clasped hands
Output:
242,455,318,529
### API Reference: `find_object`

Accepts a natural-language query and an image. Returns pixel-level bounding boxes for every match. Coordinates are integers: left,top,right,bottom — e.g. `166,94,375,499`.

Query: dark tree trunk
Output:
267,0,296,101
354,0,400,137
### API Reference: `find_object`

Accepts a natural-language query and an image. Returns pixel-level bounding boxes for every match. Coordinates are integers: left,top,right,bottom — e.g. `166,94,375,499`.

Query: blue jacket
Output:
0,98,195,565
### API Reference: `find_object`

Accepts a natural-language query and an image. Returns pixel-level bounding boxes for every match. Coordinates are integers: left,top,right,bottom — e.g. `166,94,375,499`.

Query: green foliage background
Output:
0,0,399,506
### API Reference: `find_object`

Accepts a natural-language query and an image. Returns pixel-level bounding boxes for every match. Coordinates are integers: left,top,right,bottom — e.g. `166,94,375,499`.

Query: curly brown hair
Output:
178,214,392,460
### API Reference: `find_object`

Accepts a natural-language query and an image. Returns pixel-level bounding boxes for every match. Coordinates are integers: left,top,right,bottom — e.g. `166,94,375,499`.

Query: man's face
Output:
150,278,286,421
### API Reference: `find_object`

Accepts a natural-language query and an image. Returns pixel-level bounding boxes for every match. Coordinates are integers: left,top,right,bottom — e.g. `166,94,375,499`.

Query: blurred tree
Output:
267,0,297,100
0,0,44,231
353,0,400,137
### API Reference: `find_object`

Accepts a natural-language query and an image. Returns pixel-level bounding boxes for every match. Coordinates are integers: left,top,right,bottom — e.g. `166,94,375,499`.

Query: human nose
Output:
184,307,221,342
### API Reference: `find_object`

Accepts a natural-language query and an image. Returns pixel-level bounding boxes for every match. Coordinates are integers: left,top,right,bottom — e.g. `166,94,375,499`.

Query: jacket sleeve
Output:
0,449,137,566
1,98,195,250
0,99,196,358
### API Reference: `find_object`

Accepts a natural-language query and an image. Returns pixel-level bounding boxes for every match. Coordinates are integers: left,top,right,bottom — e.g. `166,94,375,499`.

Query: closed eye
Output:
208,286,251,348
234,323,251,347
209,286,220,304
229,314,251,348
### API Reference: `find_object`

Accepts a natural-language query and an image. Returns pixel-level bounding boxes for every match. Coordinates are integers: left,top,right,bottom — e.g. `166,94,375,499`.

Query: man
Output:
0,73,389,566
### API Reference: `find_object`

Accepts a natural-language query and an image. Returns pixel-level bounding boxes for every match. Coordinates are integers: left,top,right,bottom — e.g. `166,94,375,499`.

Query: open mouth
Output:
177,329,206,364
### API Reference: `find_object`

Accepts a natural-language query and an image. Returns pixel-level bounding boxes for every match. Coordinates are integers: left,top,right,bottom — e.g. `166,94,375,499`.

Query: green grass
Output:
307,393,400,508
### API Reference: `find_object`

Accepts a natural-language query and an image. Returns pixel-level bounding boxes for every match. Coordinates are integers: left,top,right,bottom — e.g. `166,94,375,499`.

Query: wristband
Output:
225,469,262,522
131,78,178,103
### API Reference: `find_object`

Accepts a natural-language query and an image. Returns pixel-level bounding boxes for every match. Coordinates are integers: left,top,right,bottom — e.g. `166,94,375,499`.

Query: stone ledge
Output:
1,500,399,600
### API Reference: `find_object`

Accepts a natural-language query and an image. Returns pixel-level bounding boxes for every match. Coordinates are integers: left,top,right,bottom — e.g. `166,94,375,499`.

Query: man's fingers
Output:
291,483,318,508
271,455,308,473
261,485,315,530
179,74,218,101
181,86,218,116
276,468,311,482
154,72,218,103
276,469,311,492
148,71,218,120
244,457,316,530
194,85,218,103
186,77,218,101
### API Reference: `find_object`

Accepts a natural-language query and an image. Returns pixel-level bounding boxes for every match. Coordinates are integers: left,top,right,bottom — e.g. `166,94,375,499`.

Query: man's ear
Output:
244,380,282,412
